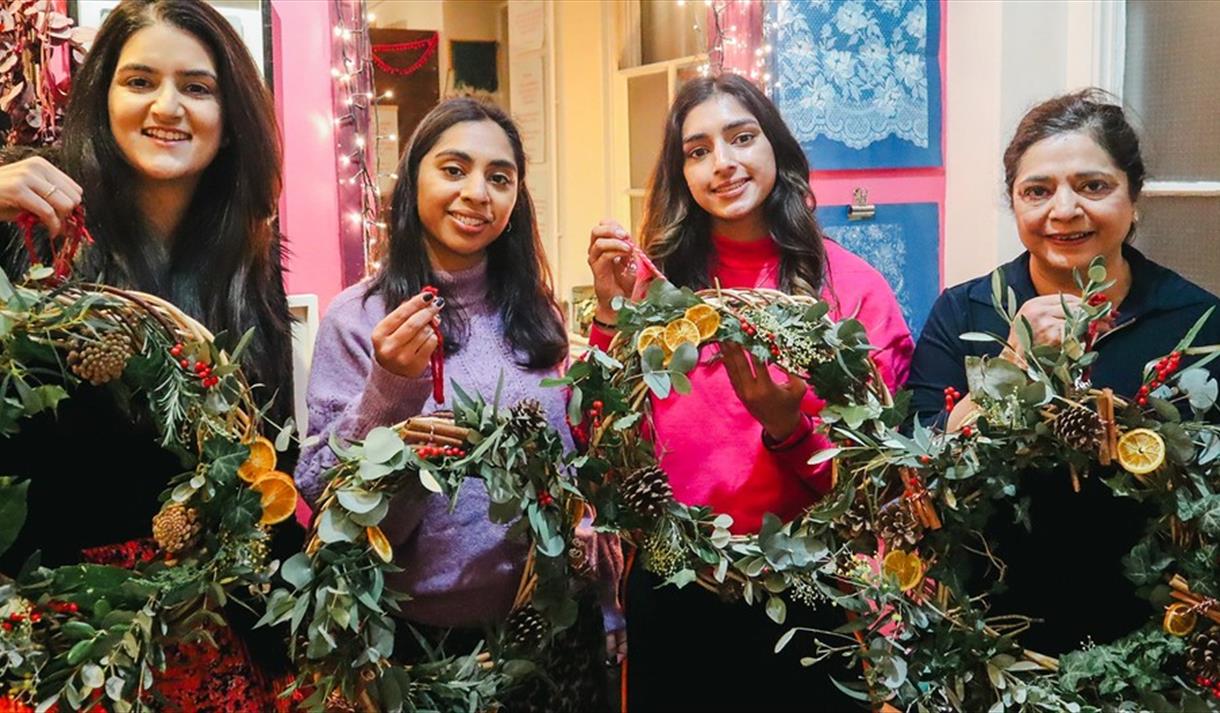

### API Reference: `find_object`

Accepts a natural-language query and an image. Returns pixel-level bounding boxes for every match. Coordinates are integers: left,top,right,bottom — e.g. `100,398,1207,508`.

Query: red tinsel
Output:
371,34,438,77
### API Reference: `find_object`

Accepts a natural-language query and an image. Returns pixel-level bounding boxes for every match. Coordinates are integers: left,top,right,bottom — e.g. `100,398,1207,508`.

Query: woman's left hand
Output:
721,342,807,441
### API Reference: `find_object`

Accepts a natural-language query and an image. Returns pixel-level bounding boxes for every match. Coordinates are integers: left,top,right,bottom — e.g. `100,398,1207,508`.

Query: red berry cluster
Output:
572,400,606,446
0,695,34,713
1196,676,1220,699
170,343,219,389
537,490,554,507
943,386,961,412
1136,351,1182,407
737,318,781,358
414,444,466,460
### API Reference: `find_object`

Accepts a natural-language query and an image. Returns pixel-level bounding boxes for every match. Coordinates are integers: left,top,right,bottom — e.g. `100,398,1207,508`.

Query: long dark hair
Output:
59,0,293,423
642,73,825,295
368,98,567,370
1003,89,1146,205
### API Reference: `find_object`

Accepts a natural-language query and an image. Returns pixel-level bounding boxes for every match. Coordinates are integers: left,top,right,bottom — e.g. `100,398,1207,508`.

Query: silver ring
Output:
43,185,59,199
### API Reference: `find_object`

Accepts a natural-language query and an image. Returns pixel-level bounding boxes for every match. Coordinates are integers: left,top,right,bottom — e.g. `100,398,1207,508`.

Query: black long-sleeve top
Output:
907,244,1220,654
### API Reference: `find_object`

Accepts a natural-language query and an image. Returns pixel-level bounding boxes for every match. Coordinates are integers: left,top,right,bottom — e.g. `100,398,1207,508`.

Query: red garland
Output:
371,34,439,78
16,207,94,283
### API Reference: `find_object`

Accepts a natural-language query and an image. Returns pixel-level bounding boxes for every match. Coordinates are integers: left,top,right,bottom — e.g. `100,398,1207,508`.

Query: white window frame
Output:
1095,1,1220,199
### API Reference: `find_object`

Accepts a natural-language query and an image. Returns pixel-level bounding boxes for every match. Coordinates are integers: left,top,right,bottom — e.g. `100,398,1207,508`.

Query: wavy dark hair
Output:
642,73,826,295
368,97,567,370
57,0,293,423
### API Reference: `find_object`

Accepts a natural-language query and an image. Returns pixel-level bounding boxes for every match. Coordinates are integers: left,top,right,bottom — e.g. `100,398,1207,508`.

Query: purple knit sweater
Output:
295,257,577,628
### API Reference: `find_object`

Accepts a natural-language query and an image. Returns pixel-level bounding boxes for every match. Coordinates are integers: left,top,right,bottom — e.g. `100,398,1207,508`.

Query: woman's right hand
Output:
0,157,83,236
587,219,637,326
1004,293,1084,359
371,292,443,378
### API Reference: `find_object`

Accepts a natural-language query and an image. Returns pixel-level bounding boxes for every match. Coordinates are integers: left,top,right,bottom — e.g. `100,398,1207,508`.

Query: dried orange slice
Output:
366,526,393,563
1117,428,1165,476
636,326,665,356
238,436,277,483
662,318,701,352
251,470,298,525
1163,602,1197,637
683,304,722,341
882,549,925,592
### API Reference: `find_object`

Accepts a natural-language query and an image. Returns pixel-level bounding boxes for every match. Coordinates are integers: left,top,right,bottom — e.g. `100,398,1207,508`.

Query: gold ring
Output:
43,185,59,199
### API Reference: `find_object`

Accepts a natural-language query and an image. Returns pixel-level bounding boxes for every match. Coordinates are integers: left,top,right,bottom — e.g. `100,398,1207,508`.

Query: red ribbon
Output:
16,207,94,283
422,285,445,404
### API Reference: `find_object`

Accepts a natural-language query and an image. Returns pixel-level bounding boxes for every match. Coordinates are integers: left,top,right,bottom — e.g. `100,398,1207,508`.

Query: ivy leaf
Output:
0,478,29,560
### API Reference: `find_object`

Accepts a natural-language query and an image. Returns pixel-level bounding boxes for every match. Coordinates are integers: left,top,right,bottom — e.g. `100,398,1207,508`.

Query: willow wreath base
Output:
0,269,298,713
263,386,593,712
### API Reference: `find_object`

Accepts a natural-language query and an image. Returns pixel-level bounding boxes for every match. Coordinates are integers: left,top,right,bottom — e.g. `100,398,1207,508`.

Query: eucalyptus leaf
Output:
362,427,405,464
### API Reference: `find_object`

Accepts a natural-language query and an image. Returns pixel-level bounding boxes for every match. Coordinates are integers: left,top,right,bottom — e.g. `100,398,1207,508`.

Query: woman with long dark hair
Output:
587,73,914,711
296,97,618,711
0,1,297,709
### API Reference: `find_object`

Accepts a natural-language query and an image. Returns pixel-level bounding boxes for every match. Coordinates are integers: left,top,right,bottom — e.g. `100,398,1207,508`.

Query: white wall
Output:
944,0,1114,285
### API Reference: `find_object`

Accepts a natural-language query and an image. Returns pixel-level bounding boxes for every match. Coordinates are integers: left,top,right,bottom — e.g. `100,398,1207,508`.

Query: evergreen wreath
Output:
261,384,595,712
0,267,299,713
562,261,1220,712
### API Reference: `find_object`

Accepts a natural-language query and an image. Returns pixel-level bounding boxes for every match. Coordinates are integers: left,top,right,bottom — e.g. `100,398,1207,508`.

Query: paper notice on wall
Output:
510,54,546,163
508,0,545,53
530,163,553,250
375,105,400,199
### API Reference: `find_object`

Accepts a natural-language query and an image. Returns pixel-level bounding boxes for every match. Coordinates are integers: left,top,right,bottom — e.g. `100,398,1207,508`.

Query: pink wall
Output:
272,0,344,315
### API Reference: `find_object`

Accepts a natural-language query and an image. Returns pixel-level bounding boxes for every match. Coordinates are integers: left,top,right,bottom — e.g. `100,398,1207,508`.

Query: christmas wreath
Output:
260,384,594,712
0,265,299,712
554,278,897,626
563,262,1220,712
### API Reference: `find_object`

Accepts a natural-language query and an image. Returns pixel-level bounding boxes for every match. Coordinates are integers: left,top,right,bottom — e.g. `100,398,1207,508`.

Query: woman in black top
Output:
907,89,1220,654
0,1,298,707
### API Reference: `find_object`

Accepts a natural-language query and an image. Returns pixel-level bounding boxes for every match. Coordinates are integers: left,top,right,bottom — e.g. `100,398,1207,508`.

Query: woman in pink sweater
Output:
587,74,913,711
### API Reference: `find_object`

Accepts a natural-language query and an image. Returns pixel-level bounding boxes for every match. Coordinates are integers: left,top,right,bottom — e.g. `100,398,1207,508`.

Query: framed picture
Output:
70,0,273,87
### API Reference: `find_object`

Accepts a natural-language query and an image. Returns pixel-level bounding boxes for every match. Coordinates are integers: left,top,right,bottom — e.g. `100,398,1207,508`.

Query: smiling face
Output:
680,93,777,240
1011,130,1135,282
108,22,223,188
415,119,518,271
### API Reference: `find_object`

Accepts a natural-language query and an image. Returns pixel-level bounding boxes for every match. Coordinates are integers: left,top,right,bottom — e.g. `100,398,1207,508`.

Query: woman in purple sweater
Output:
295,98,615,709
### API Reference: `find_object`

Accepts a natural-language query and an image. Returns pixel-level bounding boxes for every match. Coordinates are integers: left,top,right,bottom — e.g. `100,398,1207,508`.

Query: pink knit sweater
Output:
591,236,913,533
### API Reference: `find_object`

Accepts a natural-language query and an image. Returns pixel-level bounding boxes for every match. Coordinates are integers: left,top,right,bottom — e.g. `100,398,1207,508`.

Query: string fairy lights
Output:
330,0,387,276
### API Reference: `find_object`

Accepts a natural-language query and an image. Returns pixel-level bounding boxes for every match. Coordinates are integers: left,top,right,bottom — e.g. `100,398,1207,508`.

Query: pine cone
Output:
67,330,134,386
876,501,922,548
152,504,201,553
505,606,549,651
641,528,684,579
1051,405,1105,452
508,398,549,437
837,496,873,540
620,465,674,519
1187,625,1220,681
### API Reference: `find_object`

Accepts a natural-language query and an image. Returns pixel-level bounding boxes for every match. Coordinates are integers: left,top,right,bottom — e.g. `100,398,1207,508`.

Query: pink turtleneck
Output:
591,235,913,533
